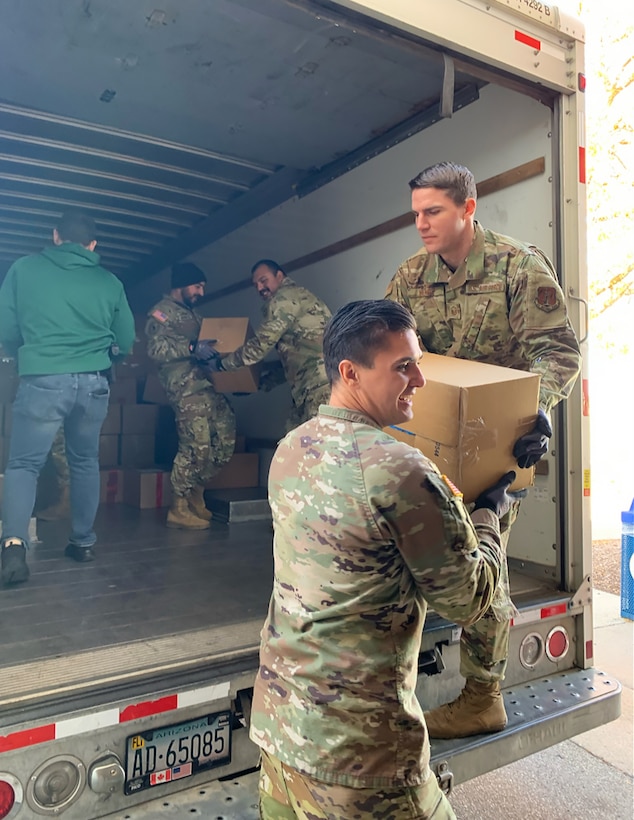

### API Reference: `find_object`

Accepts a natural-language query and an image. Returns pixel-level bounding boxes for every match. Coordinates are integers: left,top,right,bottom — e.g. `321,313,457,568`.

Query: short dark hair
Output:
56,209,97,246
408,161,477,205
323,300,416,385
251,259,286,277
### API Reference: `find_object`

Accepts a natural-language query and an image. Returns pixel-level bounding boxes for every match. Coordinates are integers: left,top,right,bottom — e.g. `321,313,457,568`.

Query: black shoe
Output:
65,543,95,563
1,540,30,585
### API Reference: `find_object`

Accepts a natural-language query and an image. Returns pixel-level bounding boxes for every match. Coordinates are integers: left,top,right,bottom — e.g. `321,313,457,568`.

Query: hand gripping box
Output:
198,318,262,394
386,353,540,503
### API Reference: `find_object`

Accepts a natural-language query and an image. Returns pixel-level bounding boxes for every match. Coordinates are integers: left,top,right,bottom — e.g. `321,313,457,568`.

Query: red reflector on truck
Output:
540,603,568,620
120,694,178,723
515,30,541,50
0,724,56,754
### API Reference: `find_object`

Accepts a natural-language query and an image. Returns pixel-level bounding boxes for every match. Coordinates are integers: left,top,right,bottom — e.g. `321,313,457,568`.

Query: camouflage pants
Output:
460,501,521,682
48,427,70,487
258,751,456,820
287,383,330,433
171,391,236,497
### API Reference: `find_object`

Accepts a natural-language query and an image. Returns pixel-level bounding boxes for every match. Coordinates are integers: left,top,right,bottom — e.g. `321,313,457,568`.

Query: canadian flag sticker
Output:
150,769,172,786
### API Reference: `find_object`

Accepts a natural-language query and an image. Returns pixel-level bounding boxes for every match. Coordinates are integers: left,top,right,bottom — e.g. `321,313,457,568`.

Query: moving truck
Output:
0,1,620,817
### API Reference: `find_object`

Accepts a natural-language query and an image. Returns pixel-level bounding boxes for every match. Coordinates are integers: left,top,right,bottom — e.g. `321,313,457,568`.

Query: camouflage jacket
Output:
145,296,214,404
220,278,331,409
385,223,581,412
249,405,504,788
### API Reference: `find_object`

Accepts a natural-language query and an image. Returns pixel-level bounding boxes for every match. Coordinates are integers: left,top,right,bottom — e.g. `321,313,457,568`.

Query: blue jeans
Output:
2,373,110,547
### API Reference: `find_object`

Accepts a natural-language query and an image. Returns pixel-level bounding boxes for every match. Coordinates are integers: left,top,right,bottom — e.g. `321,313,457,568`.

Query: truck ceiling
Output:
0,0,492,284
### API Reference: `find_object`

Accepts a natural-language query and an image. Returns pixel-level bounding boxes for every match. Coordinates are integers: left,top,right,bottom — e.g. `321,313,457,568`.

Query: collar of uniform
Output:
419,221,487,287
318,404,380,429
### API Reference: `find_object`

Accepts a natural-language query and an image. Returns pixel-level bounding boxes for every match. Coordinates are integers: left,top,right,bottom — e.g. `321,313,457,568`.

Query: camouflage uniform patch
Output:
385,222,581,683
220,278,331,429
250,406,504,789
49,426,70,486
145,296,235,496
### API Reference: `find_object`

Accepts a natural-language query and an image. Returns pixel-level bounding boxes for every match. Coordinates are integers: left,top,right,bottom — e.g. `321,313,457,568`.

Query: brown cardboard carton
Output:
385,353,539,503
142,374,170,405
205,453,259,489
101,405,121,435
100,469,124,504
121,405,159,435
119,434,155,468
99,435,120,468
198,317,262,393
109,378,138,404
123,469,172,508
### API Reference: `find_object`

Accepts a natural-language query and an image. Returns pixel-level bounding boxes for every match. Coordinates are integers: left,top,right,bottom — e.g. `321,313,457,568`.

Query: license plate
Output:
124,710,231,794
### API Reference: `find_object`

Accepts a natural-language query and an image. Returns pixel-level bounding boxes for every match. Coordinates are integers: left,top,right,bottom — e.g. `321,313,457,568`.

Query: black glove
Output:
513,408,552,469
190,339,219,362
199,355,224,375
473,471,526,518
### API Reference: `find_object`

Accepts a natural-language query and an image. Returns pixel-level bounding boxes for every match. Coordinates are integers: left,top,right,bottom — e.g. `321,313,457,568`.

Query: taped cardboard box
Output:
198,318,262,393
123,469,172,509
142,374,170,405
385,353,539,503
109,378,139,404
101,405,121,435
100,469,124,504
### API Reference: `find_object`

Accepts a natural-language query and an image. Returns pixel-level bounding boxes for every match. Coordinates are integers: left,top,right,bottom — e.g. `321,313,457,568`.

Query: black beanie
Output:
171,262,207,290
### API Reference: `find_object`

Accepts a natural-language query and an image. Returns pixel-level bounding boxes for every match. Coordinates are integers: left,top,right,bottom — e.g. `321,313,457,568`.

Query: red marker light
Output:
0,780,16,818
578,73,586,92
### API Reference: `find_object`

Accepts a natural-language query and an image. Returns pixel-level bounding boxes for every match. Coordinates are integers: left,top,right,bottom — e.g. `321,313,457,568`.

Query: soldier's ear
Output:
338,359,359,387
464,197,476,218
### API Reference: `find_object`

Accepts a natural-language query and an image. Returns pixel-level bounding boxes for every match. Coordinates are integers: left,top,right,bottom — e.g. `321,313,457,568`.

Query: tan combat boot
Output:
37,485,71,521
424,679,507,739
187,486,212,521
166,495,210,530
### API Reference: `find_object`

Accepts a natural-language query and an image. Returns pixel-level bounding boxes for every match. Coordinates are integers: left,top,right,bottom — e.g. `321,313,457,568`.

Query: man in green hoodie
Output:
0,209,135,585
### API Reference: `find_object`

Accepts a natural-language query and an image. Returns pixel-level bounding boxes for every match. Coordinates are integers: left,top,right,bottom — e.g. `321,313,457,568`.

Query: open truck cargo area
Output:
0,1,620,817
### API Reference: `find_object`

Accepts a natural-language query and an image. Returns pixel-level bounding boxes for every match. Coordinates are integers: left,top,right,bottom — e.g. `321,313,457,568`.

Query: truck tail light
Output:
545,626,570,662
0,781,15,818
0,773,22,819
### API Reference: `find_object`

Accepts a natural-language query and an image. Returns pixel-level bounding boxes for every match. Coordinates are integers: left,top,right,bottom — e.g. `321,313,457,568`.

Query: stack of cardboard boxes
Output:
0,318,264,514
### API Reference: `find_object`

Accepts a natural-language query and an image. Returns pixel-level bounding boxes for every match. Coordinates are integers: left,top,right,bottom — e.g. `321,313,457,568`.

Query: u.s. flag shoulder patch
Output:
441,474,463,498
152,309,168,323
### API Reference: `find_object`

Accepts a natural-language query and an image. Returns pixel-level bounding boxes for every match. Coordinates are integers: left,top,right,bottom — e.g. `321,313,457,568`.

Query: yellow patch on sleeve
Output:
441,475,463,498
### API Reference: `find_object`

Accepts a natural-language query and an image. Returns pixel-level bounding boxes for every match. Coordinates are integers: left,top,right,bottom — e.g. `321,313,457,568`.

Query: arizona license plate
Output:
124,711,231,794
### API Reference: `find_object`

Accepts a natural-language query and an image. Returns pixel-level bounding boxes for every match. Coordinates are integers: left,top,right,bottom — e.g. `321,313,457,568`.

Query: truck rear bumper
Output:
429,667,622,791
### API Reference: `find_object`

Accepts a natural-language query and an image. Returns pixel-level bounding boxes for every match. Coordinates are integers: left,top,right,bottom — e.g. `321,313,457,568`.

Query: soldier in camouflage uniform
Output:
385,161,582,739
217,260,331,432
250,299,520,820
145,262,235,530
37,428,71,520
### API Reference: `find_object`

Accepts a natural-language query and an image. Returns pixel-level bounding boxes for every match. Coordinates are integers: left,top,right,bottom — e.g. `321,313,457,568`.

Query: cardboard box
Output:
121,405,159,435
205,453,259,490
119,434,156,468
101,404,121,435
142,374,170,405
198,317,262,394
109,378,138,404
123,469,173,508
99,435,120,468
385,353,539,502
100,469,124,504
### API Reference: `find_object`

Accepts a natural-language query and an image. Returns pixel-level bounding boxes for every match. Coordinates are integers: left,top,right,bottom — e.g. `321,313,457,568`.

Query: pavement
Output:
449,589,634,820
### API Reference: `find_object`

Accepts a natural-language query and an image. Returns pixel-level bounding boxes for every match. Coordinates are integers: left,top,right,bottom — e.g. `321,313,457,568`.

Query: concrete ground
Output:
449,590,634,820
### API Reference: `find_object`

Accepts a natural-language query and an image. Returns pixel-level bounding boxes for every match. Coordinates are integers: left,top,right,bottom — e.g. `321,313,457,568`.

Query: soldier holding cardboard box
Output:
385,161,582,739
145,262,236,530
208,259,332,432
